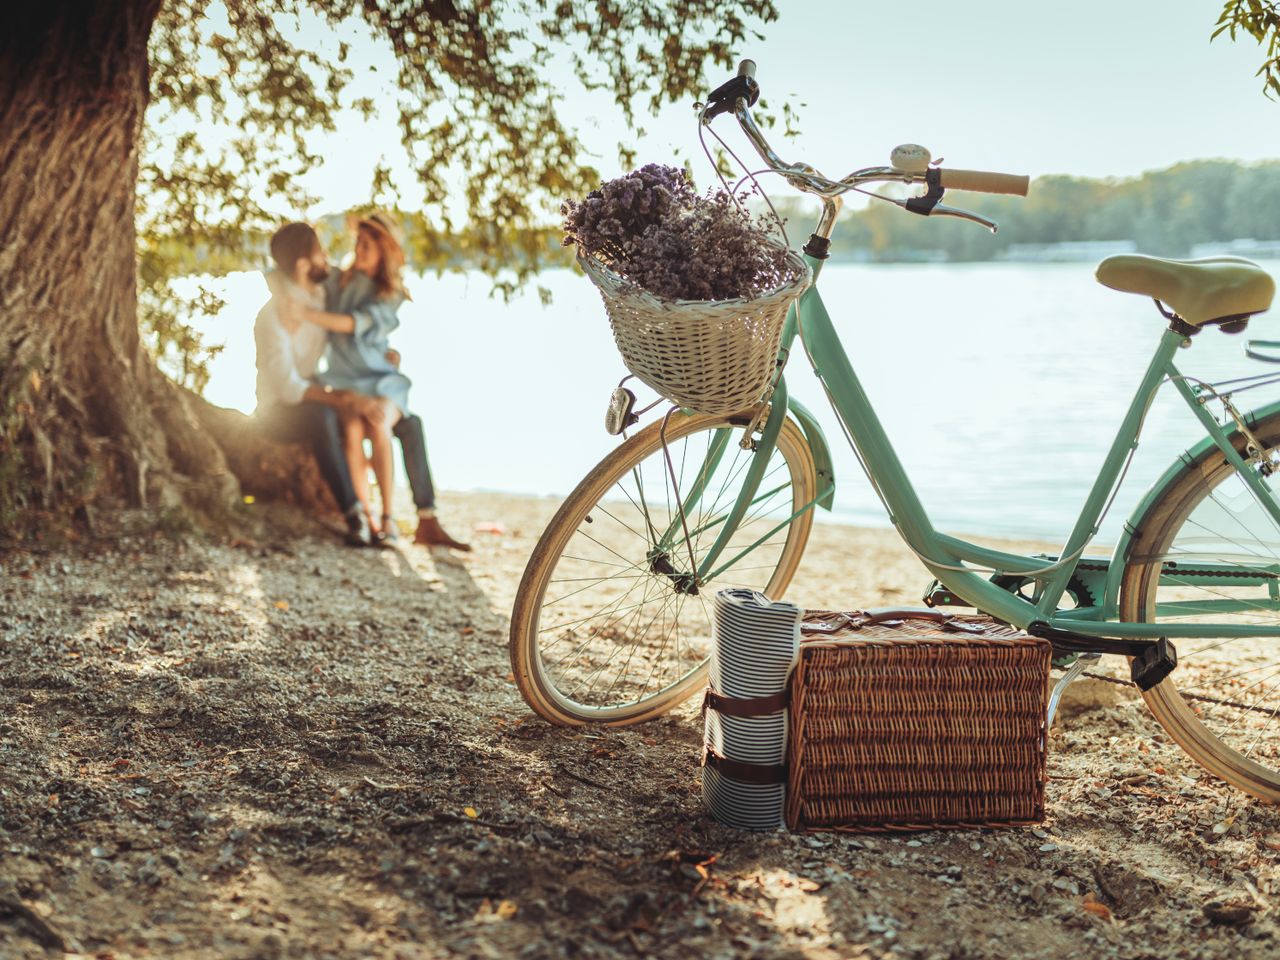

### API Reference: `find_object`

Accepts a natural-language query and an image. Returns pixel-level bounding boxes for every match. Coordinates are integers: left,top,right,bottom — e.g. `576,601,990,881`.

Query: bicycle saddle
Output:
1095,254,1275,327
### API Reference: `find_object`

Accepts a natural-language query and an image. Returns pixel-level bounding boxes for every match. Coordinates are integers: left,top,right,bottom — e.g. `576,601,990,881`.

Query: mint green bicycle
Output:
510,61,1280,800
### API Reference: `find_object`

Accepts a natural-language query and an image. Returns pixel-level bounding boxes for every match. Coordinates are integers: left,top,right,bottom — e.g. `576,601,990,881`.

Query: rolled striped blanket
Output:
701,588,801,831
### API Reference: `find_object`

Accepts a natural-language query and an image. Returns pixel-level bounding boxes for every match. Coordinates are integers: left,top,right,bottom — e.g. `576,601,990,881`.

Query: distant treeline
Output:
168,159,1279,277
782,159,1280,262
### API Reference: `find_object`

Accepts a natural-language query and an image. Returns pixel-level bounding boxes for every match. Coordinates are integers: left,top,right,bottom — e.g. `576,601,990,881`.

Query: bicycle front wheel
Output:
1120,410,1280,800
510,411,818,726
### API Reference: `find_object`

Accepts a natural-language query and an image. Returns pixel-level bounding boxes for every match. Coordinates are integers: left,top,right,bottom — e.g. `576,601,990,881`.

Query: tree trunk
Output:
190,397,337,515
0,2,244,534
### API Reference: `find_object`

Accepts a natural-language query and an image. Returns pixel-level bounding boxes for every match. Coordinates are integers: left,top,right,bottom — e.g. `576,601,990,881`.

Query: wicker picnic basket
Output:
785,609,1051,833
578,245,811,415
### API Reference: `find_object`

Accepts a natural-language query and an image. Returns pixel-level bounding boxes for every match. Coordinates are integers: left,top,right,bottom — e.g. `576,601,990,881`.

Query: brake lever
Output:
930,204,998,233
880,196,998,233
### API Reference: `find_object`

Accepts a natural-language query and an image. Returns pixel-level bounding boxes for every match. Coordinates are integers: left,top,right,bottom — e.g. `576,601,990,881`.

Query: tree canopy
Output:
1215,0,1280,98
140,0,778,389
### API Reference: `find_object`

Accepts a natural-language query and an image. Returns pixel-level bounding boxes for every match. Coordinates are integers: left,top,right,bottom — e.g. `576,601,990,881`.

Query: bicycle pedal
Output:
923,580,970,608
605,387,639,436
1129,637,1178,691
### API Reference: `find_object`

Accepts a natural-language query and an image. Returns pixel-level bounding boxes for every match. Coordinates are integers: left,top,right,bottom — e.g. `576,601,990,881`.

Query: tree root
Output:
0,895,69,953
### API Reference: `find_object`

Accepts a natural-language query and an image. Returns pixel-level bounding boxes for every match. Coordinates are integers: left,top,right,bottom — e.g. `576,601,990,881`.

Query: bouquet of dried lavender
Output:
563,164,799,301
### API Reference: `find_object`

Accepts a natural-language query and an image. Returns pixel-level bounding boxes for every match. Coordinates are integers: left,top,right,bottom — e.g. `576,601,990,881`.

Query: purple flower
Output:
563,166,796,301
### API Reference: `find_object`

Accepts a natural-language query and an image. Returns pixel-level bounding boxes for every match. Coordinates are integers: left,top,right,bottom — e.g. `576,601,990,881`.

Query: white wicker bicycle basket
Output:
579,244,812,415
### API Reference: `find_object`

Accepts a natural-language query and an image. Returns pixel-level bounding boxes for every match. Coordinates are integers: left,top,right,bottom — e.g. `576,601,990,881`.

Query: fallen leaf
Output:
1204,900,1257,926
473,898,519,922
242,495,256,505
274,600,289,610
1082,893,1112,921
464,807,478,819
495,900,518,919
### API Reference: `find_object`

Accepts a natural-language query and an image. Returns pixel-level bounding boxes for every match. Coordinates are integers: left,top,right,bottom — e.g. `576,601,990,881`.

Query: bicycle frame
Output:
687,251,1280,643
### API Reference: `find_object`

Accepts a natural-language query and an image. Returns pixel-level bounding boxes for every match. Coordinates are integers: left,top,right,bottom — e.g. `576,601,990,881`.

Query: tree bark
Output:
190,397,337,514
0,2,243,533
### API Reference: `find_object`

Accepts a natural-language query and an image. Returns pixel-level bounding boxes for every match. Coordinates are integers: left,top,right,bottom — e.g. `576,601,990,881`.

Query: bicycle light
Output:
605,386,638,436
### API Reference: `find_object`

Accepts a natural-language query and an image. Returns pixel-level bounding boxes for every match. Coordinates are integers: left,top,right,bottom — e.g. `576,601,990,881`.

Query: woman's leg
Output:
341,412,373,516
369,399,402,532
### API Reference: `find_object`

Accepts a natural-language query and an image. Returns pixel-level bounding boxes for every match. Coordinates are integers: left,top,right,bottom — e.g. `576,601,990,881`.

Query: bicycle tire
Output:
1119,409,1280,800
510,410,817,726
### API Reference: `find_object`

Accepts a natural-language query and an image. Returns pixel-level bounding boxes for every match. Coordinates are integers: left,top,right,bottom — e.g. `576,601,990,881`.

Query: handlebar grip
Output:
937,168,1030,196
737,59,757,79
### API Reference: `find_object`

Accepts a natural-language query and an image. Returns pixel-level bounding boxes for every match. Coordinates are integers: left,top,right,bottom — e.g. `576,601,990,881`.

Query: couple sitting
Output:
253,215,468,550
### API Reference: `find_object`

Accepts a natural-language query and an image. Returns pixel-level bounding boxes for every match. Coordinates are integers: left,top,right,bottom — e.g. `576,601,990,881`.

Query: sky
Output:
292,0,1280,217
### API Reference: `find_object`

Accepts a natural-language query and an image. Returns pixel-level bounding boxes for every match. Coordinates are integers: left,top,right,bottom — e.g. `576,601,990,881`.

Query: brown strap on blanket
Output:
700,744,787,785
701,687,789,718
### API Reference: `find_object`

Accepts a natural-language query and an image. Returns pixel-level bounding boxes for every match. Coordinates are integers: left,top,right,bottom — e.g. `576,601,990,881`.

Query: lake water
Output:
187,259,1280,544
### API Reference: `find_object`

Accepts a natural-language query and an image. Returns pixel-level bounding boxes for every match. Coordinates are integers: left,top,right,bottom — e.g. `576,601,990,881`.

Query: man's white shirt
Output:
254,274,328,410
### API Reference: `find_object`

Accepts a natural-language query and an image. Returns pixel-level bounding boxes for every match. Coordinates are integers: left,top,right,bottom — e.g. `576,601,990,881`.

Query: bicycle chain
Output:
1081,670,1273,716
1076,560,1279,583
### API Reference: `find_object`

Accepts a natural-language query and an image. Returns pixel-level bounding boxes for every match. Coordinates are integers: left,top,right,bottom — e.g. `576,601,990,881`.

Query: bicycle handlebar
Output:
938,168,1030,197
703,59,1030,222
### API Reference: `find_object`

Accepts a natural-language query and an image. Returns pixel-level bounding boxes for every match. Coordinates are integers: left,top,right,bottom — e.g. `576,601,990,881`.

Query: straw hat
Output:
356,210,405,252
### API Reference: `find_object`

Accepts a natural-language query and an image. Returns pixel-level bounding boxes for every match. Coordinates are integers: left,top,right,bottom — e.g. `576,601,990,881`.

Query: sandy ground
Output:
2,491,1279,959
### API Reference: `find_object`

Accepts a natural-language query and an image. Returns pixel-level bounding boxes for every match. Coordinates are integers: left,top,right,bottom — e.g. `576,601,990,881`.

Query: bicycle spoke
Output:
576,577,673,700
543,569,649,608
554,573,658,670
519,415,811,721
1215,664,1280,729
592,502,658,546
1206,486,1280,563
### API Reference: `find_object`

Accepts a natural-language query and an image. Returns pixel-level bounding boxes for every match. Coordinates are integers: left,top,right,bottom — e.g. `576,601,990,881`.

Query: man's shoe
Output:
414,515,471,551
344,510,373,547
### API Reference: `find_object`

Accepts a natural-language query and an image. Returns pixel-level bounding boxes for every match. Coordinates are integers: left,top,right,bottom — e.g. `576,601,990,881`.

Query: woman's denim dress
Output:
316,270,412,416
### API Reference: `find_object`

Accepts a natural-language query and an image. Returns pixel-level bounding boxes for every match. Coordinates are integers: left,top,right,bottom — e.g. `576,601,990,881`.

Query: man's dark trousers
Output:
393,414,436,511
258,402,358,512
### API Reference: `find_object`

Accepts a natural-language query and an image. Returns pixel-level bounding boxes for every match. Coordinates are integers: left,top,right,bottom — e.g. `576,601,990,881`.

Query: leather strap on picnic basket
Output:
800,607,994,637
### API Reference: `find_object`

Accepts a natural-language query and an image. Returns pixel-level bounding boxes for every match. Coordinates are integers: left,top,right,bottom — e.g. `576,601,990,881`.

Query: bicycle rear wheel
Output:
1120,410,1280,800
510,411,817,726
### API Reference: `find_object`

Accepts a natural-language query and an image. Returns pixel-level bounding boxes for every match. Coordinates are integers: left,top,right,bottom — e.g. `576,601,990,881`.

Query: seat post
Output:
1152,298,1198,338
